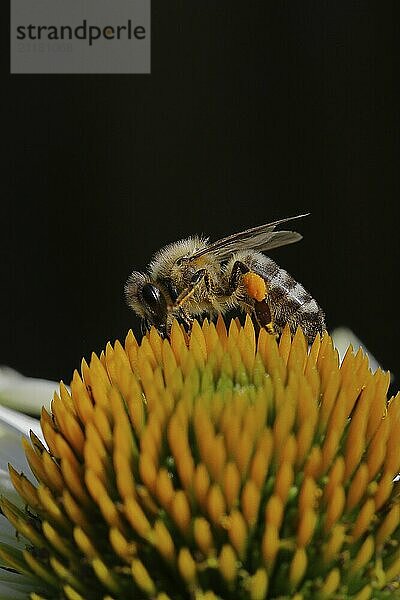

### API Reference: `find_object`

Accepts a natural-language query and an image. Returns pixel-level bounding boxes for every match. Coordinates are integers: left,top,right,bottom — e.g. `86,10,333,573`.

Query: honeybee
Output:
125,214,326,343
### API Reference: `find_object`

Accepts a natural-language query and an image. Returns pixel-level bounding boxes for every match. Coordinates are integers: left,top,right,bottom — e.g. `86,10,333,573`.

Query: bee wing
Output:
190,213,308,261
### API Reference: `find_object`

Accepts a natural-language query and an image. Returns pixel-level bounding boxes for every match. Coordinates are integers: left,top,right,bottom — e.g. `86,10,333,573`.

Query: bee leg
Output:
176,307,194,332
173,269,210,308
226,261,250,293
183,311,194,332
141,318,150,335
254,299,277,337
227,261,268,303
226,262,277,336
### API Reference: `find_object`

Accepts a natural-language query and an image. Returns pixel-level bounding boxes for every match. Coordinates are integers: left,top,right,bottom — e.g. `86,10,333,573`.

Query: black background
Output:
1,3,399,387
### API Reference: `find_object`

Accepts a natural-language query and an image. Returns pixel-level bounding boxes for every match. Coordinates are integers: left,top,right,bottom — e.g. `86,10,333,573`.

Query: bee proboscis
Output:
125,214,326,343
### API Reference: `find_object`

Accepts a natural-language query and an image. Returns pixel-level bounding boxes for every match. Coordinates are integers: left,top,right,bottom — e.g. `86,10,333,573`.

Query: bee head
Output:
125,271,168,335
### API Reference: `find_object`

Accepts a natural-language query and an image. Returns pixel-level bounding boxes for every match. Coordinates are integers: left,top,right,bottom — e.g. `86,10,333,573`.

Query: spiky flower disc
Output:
1,317,400,600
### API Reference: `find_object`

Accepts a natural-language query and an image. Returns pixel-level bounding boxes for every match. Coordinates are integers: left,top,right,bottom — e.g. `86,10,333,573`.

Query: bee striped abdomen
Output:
252,255,326,343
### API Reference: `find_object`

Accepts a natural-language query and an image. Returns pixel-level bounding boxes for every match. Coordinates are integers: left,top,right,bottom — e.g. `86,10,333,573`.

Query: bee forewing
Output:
190,214,308,261
210,229,302,260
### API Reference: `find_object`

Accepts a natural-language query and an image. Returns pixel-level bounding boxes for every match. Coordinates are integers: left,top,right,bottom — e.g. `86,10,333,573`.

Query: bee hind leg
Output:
254,299,278,337
226,261,277,336
227,261,268,303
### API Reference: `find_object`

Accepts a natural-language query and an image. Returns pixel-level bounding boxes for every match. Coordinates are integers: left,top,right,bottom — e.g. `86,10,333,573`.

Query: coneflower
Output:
1,317,399,599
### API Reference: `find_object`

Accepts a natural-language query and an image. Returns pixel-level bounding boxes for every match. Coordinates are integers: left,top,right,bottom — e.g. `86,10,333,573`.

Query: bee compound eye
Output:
141,283,167,321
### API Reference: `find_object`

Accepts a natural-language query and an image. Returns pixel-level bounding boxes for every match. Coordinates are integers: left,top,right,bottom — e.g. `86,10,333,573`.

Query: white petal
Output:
0,418,46,597
0,406,43,443
0,379,53,597
0,409,41,504
0,415,47,596
0,570,39,600
0,366,60,415
0,541,47,597
330,327,382,373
